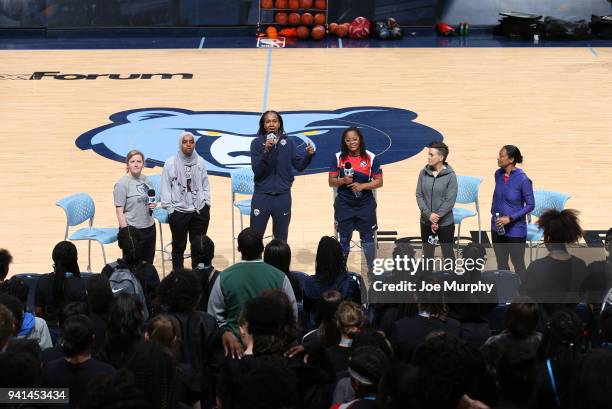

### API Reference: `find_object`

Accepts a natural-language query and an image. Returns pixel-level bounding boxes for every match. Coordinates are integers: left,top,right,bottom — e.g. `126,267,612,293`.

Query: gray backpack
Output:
108,262,149,320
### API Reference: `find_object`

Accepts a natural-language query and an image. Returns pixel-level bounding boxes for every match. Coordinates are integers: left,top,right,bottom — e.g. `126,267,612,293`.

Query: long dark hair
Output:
315,236,346,284
264,239,291,275
51,241,81,305
340,127,367,160
257,110,285,136
105,293,144,352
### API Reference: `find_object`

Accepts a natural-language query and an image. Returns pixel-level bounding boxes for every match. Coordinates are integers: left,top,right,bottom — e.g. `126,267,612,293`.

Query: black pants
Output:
138,224,156,264
169,205,210,270
491,232,526,276
420,222,455,271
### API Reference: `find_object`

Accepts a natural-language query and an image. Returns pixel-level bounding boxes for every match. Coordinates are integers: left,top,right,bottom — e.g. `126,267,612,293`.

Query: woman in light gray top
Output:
161,132,211,270
415,141,458,270
113,150,156,263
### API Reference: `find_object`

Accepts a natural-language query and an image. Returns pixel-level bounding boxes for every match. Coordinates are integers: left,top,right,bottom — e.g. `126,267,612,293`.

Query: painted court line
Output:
198,37,206,48
262,48,273,112
588,46,598,57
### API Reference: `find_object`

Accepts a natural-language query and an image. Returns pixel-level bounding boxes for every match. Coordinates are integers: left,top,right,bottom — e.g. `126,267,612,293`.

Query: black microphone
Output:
147,189,156,216
344,162,354,177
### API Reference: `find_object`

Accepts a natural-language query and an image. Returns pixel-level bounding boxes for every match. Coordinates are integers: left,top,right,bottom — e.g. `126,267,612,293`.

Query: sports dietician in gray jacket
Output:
416,141,458,268
161,132,212,270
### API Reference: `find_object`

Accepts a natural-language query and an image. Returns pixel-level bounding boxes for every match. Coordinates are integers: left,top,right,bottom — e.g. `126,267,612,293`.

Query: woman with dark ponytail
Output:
491,145,535,276
35,241,86,337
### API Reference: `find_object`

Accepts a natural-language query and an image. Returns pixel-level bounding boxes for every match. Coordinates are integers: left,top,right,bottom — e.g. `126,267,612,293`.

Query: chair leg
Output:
455,223,462,257
477,212,482,244
528,241,533,263
87,240,92,272
158,221,166,277
231,204,236,264
99,242,107,267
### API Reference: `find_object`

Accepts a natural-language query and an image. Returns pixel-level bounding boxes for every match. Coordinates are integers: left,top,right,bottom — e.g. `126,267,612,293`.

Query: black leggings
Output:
420,222,455,271
137,225,156,264
491,232,526,276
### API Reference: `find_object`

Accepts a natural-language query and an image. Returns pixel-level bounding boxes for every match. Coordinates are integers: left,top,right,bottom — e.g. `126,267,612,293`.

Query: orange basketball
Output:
261,0,273,9
288,0,299,9
296,26,310,39
287,12,301,25
301,12,314,25
314,13,325,25
266,26,278,39
314,0,326,9
311,25,325,40
335,23,349,38
300,0,313,9
274,12,287,24
275,0,287,8
329,22,338,35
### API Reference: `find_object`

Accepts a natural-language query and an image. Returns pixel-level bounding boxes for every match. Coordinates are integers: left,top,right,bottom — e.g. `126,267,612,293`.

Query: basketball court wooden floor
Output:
1,46,611,276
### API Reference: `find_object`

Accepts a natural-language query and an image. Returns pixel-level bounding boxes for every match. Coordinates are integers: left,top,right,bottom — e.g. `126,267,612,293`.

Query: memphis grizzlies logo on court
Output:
76,107,444,177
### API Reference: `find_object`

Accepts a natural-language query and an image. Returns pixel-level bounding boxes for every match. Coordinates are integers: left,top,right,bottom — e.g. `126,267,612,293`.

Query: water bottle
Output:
495,212,506,235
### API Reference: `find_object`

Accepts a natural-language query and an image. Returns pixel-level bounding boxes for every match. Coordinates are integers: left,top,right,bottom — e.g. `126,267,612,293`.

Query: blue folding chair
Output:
231,167,255,263
149,174,170,276
56,193,119,272
453,176,483,253
527,190,571,261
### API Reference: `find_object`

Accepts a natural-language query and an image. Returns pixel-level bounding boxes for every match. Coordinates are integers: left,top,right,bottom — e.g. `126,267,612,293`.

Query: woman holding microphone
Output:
113,150,157,263
329,127,383,269
416,141,458,270
250,110,315,242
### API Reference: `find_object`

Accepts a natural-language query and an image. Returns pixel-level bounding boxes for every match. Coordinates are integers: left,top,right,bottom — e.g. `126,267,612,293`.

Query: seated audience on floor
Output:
530,309,584,409
207,227,297,359
0,248,12,282
191,234,220,311
35,241,87,339
0,277,52,349
157,268,217,408
302,236,362,331
302,290,342,346
520,209,588,321
264,238,303,317
102,226,159,319
44,314,116,408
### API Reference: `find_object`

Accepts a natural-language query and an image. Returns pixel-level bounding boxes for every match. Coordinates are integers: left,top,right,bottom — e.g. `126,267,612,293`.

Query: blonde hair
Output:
146,314,179,353
335,301,364,339
125,150,145,173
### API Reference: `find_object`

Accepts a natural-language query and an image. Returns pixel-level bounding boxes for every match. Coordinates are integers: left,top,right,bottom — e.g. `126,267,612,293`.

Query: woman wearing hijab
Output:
161,132,211,270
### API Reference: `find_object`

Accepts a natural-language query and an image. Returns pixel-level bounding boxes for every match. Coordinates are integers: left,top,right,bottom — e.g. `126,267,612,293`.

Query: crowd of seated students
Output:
0,212,611,409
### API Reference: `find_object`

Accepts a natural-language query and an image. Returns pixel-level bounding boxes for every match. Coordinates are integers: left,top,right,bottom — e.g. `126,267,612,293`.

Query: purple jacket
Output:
491,168,535,237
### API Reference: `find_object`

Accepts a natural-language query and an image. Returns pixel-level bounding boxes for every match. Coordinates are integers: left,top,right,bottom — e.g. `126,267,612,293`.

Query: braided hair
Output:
315,236,346,285
51,241,81,305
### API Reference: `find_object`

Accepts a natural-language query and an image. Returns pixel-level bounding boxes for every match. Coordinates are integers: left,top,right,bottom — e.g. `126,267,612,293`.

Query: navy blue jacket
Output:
250,134,314,194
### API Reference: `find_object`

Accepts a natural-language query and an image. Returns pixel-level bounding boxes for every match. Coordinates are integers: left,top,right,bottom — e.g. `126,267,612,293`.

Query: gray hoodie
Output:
416,164,458,227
